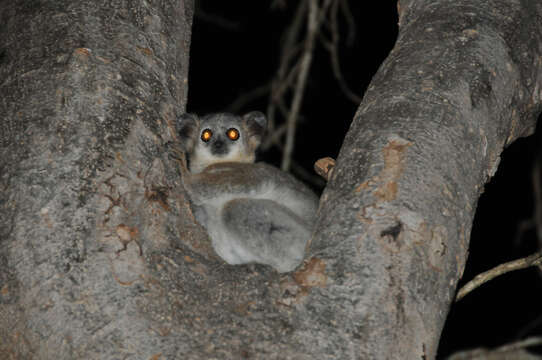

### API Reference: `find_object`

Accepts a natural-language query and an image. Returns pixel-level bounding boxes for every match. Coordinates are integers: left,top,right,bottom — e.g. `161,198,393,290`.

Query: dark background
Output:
187,1,542,357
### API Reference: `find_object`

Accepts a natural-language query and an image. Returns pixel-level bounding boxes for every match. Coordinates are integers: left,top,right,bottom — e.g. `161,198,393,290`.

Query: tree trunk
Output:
308,0,542,358
1,1,541,360
0,1,194,358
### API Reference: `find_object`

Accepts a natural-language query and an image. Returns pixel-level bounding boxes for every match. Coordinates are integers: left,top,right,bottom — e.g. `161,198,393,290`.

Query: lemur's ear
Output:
243,111,267,129
176,113,200,152
242,111,266,150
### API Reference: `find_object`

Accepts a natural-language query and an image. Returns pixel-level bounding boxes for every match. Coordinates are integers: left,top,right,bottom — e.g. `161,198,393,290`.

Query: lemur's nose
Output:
211,139,227,154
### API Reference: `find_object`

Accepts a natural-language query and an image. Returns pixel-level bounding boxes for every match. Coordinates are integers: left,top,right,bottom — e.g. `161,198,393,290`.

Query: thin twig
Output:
291,160,326,188
339,0,356,45
516,314,542,340
495,336,542,353
281,0,319,171
455,252,542,302
226,83,271,113
262,123,287,150
320,0,362,104
267,0,307,134
272,56,304,101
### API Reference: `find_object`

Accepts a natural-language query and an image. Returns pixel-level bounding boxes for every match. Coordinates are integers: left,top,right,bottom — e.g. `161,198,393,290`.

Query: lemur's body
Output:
177,112,318,272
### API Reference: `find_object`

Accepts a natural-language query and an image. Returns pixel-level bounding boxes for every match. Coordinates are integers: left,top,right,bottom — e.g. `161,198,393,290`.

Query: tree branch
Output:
455,252,542,302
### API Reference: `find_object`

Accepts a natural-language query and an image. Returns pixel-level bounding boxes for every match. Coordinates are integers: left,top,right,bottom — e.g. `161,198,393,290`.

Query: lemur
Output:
177,112,319,273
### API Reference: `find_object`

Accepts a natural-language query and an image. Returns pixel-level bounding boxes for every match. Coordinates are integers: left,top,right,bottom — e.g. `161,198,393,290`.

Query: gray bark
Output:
0,0,194,358
308,0,542,358
1,0,541,360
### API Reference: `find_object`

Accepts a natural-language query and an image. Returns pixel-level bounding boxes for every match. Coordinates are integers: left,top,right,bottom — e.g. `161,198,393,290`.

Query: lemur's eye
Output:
201,129,212,142
226,128,239,141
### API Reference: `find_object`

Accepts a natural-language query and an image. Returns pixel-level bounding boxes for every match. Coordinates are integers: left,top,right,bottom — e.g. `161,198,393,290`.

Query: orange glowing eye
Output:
201,129,212,142
227,128,239,141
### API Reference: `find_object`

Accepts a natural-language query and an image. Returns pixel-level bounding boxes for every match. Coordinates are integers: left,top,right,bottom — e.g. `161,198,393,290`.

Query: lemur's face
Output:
177,112,267,173
193,114,252,171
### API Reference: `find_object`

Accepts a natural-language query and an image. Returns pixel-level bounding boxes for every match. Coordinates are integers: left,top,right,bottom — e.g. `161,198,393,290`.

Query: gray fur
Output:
177,112,319,272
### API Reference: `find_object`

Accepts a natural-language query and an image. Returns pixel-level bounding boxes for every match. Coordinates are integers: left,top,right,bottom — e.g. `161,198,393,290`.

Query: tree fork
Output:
1,0,542,359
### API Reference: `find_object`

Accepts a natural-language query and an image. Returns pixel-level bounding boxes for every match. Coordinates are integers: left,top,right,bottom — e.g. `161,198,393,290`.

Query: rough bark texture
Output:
0,0,194,358
1,0,542,360
309,0,542,358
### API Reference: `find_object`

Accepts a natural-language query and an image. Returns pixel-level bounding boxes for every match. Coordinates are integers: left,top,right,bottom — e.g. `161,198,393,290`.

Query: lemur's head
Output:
177,112,267,173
